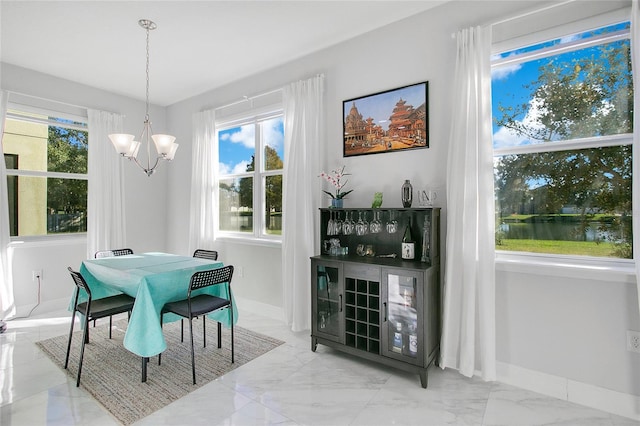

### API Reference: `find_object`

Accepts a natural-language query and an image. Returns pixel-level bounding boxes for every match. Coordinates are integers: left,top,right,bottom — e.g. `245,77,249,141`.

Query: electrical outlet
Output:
627,330,640,353
237,267,244,278
32,269,42,281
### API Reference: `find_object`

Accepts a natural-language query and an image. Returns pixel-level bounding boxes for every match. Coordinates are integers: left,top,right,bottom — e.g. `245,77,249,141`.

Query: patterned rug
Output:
36,318,284,425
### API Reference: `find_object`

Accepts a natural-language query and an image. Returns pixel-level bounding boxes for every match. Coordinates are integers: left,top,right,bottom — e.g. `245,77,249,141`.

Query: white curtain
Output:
189,109,217,254
0,91,15,319
282,75,324,331
440,26,496,381
86,110,126,259
632,0,640,320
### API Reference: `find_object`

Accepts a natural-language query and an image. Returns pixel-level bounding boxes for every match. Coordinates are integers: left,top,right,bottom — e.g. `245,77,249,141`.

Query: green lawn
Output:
497,239,618,257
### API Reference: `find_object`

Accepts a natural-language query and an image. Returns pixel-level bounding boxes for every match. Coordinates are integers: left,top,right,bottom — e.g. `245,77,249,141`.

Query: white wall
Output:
165,0,640,403
1,63,170,316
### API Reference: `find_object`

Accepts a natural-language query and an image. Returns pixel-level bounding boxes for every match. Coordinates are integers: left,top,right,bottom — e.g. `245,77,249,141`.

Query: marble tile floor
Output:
1,308,639,426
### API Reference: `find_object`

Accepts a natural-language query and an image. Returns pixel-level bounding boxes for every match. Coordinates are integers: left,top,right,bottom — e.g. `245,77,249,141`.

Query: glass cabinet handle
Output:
339,294,343,312
383,302,387,322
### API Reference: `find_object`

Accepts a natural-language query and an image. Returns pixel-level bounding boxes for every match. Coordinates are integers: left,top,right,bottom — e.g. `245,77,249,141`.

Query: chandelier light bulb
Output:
108,134,136,155
151,134,177,156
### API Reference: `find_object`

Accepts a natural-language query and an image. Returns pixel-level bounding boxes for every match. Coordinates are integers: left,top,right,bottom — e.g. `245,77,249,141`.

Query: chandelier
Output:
108,19,178,177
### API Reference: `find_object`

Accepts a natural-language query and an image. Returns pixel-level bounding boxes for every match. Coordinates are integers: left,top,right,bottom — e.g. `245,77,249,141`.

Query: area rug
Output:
36,318,284,425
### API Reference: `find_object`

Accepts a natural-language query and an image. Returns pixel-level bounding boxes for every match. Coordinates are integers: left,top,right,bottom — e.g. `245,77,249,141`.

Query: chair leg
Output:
189,317,196,385
217,321,222,348
158,313,163,366
142,357,148,383
84,318,90,344
180,319,184,342
231,307,234,364
64,310,77,369
203,315,206,348
77,315,90,387
109,315,113,339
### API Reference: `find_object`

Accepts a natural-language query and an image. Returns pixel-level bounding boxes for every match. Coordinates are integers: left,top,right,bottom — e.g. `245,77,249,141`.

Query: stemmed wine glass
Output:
355,210,369,236
327,210,336,236
333,210,343,235
342,211,355,235
370,210,382,233
386,210,398,233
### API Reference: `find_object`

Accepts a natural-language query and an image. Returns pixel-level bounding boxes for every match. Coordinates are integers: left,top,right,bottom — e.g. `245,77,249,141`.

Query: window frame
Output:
215,105,284,246
2,104,89,242
491,18,633,267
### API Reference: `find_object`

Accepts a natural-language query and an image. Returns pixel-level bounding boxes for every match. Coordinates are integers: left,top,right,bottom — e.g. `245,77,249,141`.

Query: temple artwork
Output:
343,82,428,157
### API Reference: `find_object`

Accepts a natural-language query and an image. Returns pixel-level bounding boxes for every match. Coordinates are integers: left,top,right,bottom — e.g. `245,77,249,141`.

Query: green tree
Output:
494,37,633,255
47,125,88,232
238,156,254,209
236,146,283,230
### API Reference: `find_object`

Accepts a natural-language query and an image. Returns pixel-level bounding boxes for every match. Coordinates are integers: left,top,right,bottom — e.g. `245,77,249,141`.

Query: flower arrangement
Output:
319,165,353,199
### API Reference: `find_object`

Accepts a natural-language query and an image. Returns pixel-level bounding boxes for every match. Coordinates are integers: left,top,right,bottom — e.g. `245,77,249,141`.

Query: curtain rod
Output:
5,90,121,117
7,90,87,111
451,0,576,38
488,0,576,27
213,87,283,112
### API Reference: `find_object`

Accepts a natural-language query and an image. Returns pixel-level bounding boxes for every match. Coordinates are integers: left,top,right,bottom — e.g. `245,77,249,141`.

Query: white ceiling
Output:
1,1,447,106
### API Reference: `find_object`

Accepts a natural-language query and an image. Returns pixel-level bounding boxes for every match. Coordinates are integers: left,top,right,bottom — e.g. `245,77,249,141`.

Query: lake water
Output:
498,221,621,242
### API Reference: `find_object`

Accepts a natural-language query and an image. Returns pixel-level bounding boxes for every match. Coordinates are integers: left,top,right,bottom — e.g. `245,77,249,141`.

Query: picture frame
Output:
343,81,428,157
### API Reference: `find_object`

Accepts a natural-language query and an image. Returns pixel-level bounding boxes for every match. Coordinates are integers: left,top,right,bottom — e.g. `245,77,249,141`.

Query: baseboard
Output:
497,361,640,421
235,296,284,322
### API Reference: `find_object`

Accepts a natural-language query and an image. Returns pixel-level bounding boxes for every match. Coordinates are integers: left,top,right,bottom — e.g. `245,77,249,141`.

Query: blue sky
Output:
491,22,630,149
218,117,284,175
343,82,426,131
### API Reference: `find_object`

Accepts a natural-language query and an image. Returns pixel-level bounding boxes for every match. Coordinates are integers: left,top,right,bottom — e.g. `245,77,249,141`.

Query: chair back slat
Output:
193,249,218,261
188,265,233,295
112,248,133,256
95,248,133,258
67,266,92,300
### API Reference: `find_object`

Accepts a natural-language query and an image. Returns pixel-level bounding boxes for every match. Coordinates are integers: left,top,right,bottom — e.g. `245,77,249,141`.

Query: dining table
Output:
76,252,238,381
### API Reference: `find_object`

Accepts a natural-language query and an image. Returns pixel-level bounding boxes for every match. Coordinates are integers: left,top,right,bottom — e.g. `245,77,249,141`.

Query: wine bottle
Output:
392,322,403,353
402,221,415,260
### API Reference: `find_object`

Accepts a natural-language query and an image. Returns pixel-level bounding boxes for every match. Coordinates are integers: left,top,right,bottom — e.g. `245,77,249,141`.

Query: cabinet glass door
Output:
314,262,343,342
382,269,422,363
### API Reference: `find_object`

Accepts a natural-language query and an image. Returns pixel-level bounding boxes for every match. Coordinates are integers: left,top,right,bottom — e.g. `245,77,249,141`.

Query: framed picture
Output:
343,81,428,157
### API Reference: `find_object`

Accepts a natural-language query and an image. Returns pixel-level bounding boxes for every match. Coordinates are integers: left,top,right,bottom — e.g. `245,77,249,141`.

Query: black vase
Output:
402,180,413,207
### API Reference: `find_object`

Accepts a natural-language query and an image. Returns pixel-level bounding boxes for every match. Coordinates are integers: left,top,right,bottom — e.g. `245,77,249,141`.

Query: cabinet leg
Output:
311,337,318,352
419,370,428,389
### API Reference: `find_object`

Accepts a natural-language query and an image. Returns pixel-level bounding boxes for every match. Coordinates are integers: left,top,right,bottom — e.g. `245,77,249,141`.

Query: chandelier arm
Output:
128,153,160,176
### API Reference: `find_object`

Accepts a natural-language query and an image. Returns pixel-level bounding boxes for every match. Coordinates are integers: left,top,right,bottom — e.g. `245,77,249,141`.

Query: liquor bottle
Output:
392,322,403,353
402,221,415,260
408,320,418,356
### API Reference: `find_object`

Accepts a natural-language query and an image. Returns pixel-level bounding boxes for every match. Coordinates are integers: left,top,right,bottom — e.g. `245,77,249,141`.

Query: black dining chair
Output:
193,249,218,260
172,249,220,340
92,248,134,328
159,265,234,384
95,248,134,258
65,267,135,387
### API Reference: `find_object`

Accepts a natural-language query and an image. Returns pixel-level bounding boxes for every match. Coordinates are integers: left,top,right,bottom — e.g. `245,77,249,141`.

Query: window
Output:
1,107,88,237
492,21,632,259
217,110,284,240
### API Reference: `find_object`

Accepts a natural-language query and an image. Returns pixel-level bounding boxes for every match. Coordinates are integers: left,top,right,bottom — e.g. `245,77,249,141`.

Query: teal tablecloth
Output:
77,252,237,358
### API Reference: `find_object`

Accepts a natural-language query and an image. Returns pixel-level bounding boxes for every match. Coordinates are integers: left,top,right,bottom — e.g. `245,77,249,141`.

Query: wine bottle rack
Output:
344,277,380,354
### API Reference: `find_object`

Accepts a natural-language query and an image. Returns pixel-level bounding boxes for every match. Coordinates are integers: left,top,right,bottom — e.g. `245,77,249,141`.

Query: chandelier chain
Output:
145,24,150,121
